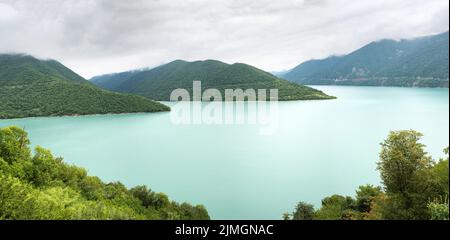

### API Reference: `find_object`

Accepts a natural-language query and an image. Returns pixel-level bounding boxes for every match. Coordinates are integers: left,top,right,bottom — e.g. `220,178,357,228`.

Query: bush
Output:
428,197,449,220
0,126,209,220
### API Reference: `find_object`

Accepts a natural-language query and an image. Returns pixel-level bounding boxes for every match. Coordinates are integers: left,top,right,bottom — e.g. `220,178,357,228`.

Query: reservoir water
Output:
1,86,448,219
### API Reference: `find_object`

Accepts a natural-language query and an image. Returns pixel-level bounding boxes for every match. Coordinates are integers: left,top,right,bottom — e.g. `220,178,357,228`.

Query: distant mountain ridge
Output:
91,60,335,101
283,31,449,87
0,54,169,119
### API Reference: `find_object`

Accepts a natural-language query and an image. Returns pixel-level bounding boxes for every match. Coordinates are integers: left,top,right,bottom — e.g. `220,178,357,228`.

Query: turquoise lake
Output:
0,86,448,219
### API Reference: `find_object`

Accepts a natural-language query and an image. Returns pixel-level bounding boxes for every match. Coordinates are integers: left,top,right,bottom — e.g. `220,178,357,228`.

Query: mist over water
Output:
1,86,448,219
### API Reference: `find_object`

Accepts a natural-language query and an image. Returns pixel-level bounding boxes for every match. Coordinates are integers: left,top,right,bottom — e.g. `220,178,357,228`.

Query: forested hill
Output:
283,31,449,87
0,54,170,119
91,60,335,101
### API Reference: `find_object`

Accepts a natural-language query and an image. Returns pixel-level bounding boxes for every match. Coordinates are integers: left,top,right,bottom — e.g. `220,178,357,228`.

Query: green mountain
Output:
91,60,335,101
0,54,170,119
284,31,449,87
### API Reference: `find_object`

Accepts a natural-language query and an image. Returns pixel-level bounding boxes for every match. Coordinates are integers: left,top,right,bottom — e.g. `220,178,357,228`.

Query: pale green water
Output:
0,86,448,219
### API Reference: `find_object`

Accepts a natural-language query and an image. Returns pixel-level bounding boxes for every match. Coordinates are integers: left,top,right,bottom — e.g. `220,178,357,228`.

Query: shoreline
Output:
0,110,170,121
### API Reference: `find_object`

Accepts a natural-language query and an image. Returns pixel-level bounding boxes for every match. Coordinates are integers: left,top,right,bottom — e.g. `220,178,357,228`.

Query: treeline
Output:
296,78,449,88
0,126,209,220
284,130,449,220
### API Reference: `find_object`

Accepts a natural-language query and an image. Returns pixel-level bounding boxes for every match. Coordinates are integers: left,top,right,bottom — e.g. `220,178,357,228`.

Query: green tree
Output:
378,130,438,219
0,173,35,219
130,185,157,208
282,213,291,220
178,203,210,220
315,195,357,220
79,176,105,200
378,131,431,193
431,148,449,195
355,185,383,213
292,202,315,220
0,126,30,164
30,146,62,187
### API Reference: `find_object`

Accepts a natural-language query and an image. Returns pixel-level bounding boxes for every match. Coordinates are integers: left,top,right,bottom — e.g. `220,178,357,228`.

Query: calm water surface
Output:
1,86,448,219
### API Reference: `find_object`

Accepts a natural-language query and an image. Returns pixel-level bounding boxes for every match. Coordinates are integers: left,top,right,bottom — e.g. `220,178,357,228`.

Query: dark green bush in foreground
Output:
0,126,209,220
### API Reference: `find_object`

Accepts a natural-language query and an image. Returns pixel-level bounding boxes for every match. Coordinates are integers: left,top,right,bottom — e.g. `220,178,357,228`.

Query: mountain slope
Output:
284,31,449,87
0,54,170,119
91,60,335,101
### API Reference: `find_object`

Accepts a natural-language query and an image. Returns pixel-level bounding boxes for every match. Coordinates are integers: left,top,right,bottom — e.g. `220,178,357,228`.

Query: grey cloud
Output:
0,0,448,78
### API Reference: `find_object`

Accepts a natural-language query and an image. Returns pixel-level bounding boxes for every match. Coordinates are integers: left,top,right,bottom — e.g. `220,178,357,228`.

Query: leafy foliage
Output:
378,130,441,219
355,185,383,213
428,197,449,220
91,60,335,101
284,31,449,87
0,54,170,119
285,131,449,220
315,195,358,220
0,126,209,220
292,202,315,220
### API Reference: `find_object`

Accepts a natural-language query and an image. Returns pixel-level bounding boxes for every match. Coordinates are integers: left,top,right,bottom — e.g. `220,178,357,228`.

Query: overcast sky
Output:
0,0,448,78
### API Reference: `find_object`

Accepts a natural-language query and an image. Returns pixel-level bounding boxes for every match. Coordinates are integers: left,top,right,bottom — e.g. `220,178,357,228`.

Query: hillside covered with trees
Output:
0,54,170,119
0,126,209,220
91,60,335,101
284,131,449,220
284,31,449,87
